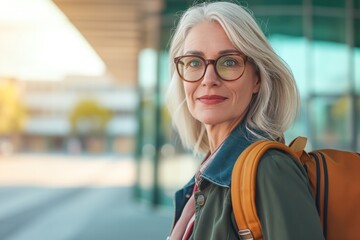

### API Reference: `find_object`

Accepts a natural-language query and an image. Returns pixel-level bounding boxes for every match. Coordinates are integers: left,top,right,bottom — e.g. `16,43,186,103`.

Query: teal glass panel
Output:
356,19,360,93
137,49,158,201
269,35,307,96
308,96,352,150
162,0,190,14
356,48,360,94
266,16,303,36
358,97,360,152
312,41,350,94
269,35,308,142
355,0,360,9
248,0,302,6
313,16,346,43
313,0,345,7
138,49,157,145
257,16,303,37
355,19,360,48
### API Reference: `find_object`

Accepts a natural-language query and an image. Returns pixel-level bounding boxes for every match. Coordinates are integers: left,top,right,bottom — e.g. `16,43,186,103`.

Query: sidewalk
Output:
0,154,173,240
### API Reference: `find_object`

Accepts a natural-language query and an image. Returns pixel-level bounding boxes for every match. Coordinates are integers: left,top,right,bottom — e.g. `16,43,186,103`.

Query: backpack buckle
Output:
238,229,254,240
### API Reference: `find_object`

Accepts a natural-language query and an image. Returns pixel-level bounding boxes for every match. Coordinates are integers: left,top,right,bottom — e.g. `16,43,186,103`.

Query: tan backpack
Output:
231,137,360,240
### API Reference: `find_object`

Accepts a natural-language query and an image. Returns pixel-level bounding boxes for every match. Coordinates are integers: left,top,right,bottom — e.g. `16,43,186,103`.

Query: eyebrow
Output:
184,49,241,56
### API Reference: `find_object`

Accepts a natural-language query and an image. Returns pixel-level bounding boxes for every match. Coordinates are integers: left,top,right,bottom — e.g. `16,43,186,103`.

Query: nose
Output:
201,64,221,86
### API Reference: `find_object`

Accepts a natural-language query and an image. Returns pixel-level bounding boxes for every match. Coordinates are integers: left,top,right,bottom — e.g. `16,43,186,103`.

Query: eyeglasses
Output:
174,53,248,82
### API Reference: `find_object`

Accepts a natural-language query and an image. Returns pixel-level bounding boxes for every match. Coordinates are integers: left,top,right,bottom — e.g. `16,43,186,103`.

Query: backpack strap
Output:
288,136,312,164
288,136,307,155
231,140,300,240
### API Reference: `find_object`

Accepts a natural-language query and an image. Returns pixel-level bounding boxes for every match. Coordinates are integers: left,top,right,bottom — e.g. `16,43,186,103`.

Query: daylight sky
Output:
0,0,105,81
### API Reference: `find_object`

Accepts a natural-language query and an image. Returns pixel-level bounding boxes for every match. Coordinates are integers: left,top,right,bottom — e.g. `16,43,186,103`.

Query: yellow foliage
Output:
69,98,112,135
0,79,27,134
331,96,349,118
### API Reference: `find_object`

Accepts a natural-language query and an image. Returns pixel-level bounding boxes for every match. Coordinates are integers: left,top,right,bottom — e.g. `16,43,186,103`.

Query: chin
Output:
197,117,225,126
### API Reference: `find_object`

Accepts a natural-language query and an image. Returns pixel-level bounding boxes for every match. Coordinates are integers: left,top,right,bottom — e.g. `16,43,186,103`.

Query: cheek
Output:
232,82,256,105
183,83,199,117
183,83,196,102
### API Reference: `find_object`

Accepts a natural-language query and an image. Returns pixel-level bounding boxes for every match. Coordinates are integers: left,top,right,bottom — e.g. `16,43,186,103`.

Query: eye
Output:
221,58,238,67
187,58,202,68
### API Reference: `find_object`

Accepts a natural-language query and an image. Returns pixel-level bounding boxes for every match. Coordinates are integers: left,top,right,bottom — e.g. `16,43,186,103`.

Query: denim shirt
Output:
173,123,260,226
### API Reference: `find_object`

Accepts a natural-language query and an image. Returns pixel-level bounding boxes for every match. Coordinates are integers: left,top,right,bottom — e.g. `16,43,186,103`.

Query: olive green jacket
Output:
170,124,324,240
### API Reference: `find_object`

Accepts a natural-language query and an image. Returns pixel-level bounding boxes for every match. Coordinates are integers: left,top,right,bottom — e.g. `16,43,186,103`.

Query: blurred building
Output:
22,76,138,154
20,76,137,155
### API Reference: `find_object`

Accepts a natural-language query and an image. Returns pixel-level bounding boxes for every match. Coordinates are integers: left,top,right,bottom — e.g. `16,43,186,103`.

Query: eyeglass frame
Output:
174,53,248,82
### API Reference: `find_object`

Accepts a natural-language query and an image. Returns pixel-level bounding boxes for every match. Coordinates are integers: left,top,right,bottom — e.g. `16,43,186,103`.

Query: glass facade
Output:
137,0,360,206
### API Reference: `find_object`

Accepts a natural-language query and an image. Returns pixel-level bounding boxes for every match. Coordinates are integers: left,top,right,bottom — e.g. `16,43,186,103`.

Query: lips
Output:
197,95,227,105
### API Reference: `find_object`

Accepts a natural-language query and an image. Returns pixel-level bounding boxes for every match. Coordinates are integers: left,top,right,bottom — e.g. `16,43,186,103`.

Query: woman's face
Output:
182,21,260,130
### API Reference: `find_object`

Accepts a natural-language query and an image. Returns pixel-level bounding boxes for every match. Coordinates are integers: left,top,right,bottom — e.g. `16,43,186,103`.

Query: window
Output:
308,96,352,150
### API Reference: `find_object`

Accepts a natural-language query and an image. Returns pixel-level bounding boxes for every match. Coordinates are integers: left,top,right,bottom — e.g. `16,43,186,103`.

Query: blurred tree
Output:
69,98,112,136
0,79,27,134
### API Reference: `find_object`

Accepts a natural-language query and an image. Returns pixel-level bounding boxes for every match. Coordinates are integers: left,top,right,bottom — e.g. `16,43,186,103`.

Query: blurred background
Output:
0,0,359,239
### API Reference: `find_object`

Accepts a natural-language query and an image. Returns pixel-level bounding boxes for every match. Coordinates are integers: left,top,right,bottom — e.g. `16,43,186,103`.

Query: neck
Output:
205,120,241,153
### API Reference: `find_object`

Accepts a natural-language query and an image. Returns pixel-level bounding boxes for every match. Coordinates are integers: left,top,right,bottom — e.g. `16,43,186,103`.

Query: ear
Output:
252,76,260,94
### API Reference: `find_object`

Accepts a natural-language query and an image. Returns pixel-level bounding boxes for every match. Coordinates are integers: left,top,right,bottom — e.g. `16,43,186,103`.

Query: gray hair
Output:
166,1,300,155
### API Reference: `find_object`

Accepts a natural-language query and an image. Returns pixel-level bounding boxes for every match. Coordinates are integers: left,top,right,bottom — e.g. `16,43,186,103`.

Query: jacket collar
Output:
200,122,263,188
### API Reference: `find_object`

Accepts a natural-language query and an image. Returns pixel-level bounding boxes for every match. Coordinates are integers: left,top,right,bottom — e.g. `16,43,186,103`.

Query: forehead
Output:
183,21,237,56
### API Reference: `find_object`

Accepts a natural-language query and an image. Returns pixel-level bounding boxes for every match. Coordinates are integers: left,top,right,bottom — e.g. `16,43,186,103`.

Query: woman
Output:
166,1,323,240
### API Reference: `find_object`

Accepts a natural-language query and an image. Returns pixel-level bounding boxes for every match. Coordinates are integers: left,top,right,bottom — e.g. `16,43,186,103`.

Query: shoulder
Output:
256,148,308,184
254,149,324,239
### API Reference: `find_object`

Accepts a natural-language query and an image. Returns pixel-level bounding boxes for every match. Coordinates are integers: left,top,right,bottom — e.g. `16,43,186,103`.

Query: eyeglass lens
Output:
177,54,245,81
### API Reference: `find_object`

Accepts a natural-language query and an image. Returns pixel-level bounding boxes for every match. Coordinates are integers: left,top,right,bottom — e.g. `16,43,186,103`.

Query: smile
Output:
197,95,228,105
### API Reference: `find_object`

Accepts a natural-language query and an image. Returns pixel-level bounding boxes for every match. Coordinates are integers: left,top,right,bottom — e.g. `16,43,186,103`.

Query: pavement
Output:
0,154,174,240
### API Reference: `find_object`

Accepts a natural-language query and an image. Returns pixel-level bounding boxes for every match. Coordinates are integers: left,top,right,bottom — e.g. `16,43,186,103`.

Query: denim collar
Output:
172,122,265,223
200,122,263,188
